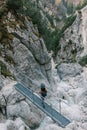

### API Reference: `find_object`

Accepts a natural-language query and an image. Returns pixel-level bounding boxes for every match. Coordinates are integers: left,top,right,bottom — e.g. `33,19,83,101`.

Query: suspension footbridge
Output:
14,83,71,128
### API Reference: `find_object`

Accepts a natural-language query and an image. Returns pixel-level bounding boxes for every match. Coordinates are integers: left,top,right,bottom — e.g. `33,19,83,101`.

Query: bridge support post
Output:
59,99,61,114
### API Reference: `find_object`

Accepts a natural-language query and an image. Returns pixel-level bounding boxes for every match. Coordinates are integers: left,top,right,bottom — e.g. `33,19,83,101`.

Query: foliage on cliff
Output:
0,0,84,57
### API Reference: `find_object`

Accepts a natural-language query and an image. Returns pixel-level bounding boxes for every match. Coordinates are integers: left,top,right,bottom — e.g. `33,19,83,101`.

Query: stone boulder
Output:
7,101,41,128
57,63,83,80
0,118,30,130
7,101,31,119
0,124,7,130
14,117,30,130
2,85,25,105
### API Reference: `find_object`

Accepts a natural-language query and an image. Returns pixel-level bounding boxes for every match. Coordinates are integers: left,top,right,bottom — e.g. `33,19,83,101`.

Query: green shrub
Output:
7,0,22,11
71,48,77,54
51,15,77,56
8,34,14,40
0,61,12,77
1,38,8,45
0,23,8,42
4,55,15,65
0,32,2,40
68,39,73,45
67,3,75,15
0,5,8,18
79,55,87,66
62,15,76,33
76,0,87,10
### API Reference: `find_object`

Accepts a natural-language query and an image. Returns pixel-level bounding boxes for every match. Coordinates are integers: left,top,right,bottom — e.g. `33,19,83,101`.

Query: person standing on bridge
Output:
39,83,47,108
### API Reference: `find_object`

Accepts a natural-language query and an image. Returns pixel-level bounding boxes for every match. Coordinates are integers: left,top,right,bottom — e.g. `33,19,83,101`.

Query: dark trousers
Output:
41,96,45,108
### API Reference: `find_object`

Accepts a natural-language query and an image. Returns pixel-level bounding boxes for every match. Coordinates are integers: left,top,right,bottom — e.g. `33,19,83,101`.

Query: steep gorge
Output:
0,1,87,130
0,8,52,88
56,6,87,66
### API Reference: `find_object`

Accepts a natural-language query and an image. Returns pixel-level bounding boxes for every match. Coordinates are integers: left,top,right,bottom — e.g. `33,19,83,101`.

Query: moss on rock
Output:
0,60,12,77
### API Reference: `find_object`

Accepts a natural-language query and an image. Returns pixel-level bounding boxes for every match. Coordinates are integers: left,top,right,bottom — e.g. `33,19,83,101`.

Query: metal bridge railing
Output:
14,71,70,114
15,83,71,128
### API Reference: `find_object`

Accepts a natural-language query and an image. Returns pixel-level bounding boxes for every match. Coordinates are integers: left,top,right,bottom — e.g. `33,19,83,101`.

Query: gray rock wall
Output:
0,83,44,129
57,63,83,80
6,14,52,89
56,6,87,64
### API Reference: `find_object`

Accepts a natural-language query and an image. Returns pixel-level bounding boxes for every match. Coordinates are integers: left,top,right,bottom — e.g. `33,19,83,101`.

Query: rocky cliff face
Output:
0,9,52,89
1,63,87,130
0,81,45,130
56,6,87,66
0,5,52,129
33,0,84,18
0,1,87,130
65,0,83,6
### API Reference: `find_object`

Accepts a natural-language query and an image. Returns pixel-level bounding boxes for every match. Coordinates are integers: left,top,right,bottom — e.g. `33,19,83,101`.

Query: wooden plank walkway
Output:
14,83,71,128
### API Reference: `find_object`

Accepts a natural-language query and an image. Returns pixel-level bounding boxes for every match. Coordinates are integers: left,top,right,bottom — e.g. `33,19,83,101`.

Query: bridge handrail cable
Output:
14,71,70,108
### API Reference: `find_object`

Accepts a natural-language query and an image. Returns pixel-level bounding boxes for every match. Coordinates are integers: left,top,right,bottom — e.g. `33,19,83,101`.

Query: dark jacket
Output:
40,87,47,97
